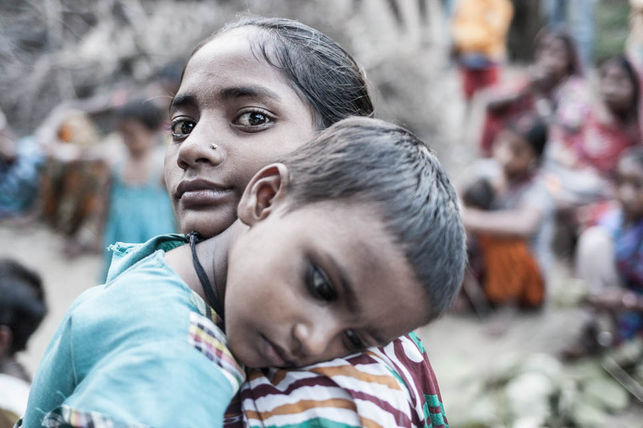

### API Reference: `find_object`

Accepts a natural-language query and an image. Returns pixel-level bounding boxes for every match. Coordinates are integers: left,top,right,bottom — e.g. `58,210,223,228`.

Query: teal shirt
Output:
22,235,244,427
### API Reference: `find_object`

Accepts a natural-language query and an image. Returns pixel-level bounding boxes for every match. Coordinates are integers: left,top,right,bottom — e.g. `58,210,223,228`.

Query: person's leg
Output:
568,0,596,67
575,226,619,294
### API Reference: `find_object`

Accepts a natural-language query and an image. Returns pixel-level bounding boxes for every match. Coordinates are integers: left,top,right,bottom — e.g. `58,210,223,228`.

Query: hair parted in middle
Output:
189,16,374,129
279,117,467,319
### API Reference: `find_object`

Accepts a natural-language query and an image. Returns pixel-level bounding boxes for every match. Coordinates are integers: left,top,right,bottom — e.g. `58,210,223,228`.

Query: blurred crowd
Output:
1,0,643,423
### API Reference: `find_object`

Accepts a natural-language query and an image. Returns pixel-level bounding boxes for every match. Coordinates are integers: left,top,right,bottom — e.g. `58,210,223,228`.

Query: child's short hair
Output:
115,99,164,131
280,117,466,319
192,16,374,129
506,114,548,159
0,259,47,355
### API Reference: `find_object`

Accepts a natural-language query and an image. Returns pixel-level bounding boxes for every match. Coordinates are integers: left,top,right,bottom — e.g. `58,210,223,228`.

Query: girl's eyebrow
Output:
169,93,195,114
219,85,282,101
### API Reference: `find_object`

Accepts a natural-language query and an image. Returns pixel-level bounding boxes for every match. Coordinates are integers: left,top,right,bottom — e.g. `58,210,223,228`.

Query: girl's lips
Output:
175,179,234,207
179,188,234,208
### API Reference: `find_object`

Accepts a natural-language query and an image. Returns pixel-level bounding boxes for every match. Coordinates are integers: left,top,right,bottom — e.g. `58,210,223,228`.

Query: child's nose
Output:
292,319,339,361
176,126,225,170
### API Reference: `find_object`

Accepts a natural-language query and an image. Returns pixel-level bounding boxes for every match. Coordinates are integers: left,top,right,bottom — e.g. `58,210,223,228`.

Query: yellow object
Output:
452,0,514,60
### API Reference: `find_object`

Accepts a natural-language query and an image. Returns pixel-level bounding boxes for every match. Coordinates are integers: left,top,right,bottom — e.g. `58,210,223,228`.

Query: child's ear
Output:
238,163,290,225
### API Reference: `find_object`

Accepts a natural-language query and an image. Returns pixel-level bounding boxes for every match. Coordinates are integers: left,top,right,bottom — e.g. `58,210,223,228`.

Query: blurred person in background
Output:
544,55,641,213
0,109,44,221
479,27,590,157
564,147,643,358
461,114,553,310
101,99,176,279
0,259,46,428
451,0,513,111
37,108,111,254
543,0,596,68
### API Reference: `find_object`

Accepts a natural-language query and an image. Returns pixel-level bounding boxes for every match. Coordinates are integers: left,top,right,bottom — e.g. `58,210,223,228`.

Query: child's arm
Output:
463,205,543,238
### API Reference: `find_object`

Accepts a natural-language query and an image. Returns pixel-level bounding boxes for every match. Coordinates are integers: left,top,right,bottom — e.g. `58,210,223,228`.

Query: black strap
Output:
187,232,225,320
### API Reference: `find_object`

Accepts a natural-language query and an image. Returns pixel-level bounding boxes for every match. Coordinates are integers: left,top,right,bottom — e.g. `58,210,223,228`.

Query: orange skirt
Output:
477,234,545,307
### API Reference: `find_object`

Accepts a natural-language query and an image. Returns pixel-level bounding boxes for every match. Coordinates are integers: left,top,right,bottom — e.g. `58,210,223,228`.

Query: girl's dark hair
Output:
187,16,374,128
506,114,548,159
535,27,583,77
0,259,47,355
116,99,164,131
600,54,641,116
280,117,466,320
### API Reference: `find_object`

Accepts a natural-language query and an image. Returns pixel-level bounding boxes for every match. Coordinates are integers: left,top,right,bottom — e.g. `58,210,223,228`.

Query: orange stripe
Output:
248,361,402,390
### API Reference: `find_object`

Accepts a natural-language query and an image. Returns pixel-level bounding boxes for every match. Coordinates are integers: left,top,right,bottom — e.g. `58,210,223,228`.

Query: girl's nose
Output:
176,126,225,170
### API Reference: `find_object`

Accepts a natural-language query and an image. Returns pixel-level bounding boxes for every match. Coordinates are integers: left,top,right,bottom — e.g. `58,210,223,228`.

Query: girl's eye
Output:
344,329,365,352
233,110,273,129
306,264,336,302
170,119,195,140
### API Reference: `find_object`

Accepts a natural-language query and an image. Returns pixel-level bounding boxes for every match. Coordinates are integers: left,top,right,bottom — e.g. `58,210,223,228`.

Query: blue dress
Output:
102,155,176,279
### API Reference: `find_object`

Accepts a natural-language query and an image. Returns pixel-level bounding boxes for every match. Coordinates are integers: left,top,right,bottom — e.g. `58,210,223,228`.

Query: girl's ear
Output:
238,163,290,225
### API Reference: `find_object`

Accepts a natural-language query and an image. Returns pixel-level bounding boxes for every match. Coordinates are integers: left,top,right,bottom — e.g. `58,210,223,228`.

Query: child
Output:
101,99,176,278
571,147,643,353
462,114,553,308
21,117,466,427
451,0,514,107
0,259,46,427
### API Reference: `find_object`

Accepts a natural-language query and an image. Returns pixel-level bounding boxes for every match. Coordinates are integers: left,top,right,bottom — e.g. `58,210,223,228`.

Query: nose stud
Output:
210,144,218,150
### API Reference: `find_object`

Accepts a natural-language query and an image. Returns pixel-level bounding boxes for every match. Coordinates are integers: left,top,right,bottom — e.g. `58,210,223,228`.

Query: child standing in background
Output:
451,0,514,107
102,99,176,278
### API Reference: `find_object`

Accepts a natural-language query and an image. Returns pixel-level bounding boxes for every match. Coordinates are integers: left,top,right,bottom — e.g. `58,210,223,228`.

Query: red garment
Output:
461,64,500,101
572,112,640,175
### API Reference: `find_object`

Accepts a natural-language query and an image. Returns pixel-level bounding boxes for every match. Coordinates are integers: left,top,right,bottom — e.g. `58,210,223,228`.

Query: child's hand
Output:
585,288,627,311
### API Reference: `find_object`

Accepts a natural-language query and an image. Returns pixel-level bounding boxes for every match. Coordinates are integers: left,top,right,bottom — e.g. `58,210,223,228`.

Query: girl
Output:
480,28,590,156
102,99,176,277
164,17,450,428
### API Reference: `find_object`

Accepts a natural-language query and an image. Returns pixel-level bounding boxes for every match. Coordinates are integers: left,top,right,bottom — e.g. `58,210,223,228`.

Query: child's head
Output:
599,55,640,119
534,28,581,83
493,114,548,180
166,16,373,238
0,259,46,361
224,117,466,368
462,177,495,210
116,99,164,155
616,147,643,221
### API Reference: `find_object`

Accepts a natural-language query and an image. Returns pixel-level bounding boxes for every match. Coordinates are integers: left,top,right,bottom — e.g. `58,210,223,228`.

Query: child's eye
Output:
344,329,365,352
306,264,336,302
233,110,273,130
170,119,195,141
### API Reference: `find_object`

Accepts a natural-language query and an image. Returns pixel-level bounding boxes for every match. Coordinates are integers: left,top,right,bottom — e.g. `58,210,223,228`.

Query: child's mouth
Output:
260,334,296,368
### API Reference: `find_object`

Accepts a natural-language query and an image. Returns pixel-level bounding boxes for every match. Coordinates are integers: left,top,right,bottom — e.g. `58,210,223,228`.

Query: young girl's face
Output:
535,36,571,82
616,156,643,220
493,130,537,179
165,27,317,238
224,200,428,369
118,120,156,156
599,61,635,115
